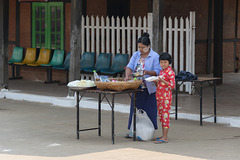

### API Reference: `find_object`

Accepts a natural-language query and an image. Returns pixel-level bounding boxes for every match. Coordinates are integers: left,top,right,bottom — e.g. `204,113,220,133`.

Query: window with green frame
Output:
32,2,64,50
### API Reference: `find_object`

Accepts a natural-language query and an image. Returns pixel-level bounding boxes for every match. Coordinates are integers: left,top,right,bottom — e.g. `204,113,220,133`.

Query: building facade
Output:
6,0,240,82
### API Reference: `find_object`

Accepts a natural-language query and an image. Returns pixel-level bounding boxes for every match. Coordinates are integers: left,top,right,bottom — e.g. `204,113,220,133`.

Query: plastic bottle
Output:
93,70,100,81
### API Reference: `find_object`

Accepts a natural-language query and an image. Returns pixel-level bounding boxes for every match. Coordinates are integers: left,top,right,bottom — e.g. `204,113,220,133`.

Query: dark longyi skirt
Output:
127,88,158,130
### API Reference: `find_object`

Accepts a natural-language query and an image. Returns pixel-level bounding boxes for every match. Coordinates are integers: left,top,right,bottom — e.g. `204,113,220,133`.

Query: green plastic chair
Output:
41,50,64,67
53,52,71,84
53,52,71,70
83,53,112,72
100,53,129,76
8,47,24,64
80,52,96,71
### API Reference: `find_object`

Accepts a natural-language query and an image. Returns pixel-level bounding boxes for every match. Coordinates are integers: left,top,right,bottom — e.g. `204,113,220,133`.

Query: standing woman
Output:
124,33,161,136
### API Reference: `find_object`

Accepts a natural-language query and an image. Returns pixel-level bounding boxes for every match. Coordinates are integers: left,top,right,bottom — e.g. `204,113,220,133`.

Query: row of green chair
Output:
100,53,129,76
9,47,129,83
10,48,65,67
80,52,129,77
8,47,70,83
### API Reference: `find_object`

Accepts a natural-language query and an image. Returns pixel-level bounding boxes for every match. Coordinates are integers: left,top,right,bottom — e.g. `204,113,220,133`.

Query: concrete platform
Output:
0,98,240,160
0,73,240,159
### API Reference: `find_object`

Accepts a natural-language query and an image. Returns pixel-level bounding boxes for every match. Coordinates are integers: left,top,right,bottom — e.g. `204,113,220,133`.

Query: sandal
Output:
125,133,133,138
136,136,144,141
154,139,168,144
125,134,132,138
151,137,162,141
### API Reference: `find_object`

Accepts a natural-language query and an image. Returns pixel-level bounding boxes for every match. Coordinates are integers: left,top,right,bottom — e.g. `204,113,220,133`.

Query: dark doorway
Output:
107,0,130,18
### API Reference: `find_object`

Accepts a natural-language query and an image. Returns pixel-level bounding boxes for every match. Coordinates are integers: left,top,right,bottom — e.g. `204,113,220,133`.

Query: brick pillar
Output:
152,0,164,55
0,0,9,89
69,0,83,96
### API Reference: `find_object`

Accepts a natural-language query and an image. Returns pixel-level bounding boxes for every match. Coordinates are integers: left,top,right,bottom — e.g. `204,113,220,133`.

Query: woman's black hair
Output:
137,32,151,46
159,52,172,64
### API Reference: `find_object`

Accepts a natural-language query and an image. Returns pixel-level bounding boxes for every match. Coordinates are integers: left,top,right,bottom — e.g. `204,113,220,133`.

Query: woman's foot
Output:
125,133,133,138
125,134,131,138
151,137,162,141
154,138,168,144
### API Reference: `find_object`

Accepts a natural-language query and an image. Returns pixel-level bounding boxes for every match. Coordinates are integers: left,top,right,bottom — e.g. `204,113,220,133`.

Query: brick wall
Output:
20,3,31,48
163,0,240,73
65,3,71,53
237,44,240,72
87,0,106,17
130,0,148,18
222,0,237,72
8,0,16,42
16,3,35,81
223,43,235,72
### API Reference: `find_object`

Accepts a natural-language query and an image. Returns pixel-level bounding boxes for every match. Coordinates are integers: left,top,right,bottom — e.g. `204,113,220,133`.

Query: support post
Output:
213,0,223,84
69,0,83,96
207,0,213,74
16,0,20,47
0,0,9,89
152,0,164,54
234,0,239,72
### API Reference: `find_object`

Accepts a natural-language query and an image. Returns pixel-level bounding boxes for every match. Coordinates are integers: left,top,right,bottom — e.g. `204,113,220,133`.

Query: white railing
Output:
163,11,196,94
80,12,196,94
80,14,152,79
81,14,152,60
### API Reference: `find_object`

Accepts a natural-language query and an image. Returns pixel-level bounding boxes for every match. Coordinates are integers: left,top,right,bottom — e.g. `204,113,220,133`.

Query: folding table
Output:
70,88,142,144
175,77,221,126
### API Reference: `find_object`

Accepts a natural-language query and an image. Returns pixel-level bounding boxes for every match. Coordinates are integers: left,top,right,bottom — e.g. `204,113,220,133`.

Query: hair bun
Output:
142,32,150,38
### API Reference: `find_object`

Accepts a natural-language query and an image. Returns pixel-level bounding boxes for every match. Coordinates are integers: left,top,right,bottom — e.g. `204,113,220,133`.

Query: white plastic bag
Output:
130,109,155,141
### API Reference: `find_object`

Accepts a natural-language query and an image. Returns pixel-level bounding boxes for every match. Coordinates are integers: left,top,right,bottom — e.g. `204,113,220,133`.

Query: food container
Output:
145,75,164,82
67,80,96,90
94,78,142,91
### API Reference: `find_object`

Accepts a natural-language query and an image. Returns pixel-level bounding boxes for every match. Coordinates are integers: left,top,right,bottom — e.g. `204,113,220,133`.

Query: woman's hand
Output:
125,67,133,81
144,70,157,76
143,70,147,76
124,75,130,81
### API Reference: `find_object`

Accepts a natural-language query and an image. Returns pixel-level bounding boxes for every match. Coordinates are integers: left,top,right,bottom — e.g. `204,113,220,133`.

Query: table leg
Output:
112,94,115,144
66,70,69,83
12,65,15,78
47,68,52,82
16,65,21,77
200,83,203,126
9,65,22,79
133,92,136,141
76,91,80,139
98,93,101,136
214,80,217,123
175,81,178,120
44,68,53,84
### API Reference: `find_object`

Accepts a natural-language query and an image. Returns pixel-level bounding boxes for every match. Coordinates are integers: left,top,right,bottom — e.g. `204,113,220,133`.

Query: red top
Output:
156,66,175,100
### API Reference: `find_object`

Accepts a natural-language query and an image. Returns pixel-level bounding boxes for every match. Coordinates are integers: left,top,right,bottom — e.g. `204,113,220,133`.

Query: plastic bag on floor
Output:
130,109,155,141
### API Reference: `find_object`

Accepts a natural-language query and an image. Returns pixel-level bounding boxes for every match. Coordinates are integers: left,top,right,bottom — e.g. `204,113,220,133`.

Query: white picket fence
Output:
163,11,196,94
81,14,152,59
80,12,196,94
80,13,152,79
